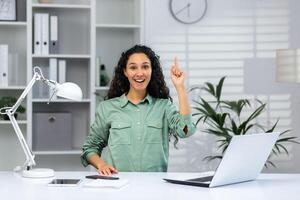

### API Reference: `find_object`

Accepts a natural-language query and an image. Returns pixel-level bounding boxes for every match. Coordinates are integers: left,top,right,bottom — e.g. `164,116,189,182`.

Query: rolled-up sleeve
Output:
165,100,196,138
81,103,109,167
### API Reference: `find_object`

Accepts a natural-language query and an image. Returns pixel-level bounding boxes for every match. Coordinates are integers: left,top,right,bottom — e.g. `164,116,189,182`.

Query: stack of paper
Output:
83,179,129,189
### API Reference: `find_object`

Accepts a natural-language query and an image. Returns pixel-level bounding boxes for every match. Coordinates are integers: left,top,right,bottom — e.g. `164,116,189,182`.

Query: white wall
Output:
144,0,300,173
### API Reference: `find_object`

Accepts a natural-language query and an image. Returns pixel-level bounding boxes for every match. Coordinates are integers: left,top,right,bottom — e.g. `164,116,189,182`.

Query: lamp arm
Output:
4,72,42,170
8,113,36,169
10,72,41,114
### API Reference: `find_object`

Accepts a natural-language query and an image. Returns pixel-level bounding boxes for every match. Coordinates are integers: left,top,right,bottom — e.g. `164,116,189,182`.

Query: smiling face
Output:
124,53,152,94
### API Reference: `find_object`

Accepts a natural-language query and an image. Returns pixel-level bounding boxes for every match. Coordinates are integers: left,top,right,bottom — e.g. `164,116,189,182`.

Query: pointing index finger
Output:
174,56,178,68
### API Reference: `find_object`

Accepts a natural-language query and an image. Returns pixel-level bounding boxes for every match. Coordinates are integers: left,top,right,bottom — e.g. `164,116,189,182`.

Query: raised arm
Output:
170,57,191,116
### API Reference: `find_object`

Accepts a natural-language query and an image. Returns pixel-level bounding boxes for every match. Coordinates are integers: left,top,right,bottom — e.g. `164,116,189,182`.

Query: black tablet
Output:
85,175,119,180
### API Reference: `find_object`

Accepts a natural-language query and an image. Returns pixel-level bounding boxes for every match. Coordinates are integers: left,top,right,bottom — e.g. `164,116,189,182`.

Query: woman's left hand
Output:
170,57,185,88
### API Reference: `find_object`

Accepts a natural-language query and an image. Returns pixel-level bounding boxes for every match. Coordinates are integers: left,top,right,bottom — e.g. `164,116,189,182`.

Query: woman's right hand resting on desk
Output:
88,154,118,176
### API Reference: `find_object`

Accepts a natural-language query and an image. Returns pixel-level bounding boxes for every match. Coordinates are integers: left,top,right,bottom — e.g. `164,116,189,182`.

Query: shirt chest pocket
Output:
146,121,163,144
109,122,131,145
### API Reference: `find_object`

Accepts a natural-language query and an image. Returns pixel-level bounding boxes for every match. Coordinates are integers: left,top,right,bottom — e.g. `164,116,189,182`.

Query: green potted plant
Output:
191,76,298,167
0,96,26,120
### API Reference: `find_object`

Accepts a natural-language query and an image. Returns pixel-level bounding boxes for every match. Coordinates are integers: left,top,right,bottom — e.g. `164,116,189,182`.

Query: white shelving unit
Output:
0,86,26,90
32,99,91,103
0,0,143,170
32,3,91,9
28,0,92,165
32,54,91,59
34,150,82,155
92,0,144,111
0,120,27,125
0,22,27,26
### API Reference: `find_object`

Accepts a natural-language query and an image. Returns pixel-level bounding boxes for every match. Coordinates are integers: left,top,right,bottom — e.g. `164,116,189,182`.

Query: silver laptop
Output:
164,132,280,188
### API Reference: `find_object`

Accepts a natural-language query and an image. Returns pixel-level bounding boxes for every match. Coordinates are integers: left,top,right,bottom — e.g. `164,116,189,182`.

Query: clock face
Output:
169,0,207,24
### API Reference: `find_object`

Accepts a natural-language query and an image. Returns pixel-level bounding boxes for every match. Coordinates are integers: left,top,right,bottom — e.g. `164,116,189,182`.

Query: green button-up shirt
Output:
81,94,196,172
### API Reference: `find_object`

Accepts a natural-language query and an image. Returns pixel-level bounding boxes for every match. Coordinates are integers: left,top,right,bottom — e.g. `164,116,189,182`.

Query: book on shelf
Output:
58,59,66,84
50,15,58,54
41,13,49,55
57,59,66,98
34,13,42,55
35,13,55,55
96,57,100,86
0,45,8,87
49,58,57,100
8,53,19,86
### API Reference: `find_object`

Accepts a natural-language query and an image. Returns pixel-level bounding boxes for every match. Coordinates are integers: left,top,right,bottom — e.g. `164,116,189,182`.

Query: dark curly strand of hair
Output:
106,44,178,146
106,45,171,100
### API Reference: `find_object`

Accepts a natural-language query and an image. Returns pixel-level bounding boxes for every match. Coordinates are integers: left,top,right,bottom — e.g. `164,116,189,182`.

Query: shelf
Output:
0,21,27,26
0,120,27,125
32,54,91,59
33,150,81,155
95,86,109,90
96,24,140,29
0,86,26,90
32,98,91,103
32,3,91,9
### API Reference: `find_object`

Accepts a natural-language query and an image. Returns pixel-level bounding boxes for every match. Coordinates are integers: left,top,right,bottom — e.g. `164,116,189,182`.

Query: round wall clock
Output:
169,0,207,24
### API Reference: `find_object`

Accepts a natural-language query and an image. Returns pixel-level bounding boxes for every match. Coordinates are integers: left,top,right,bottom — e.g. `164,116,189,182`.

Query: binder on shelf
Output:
8,53,19,86
96,57,100,86
34,13,42,55
0,45,9,87
58,59,66,83
50,15,58,54
49,58,57,100
41,13,49,55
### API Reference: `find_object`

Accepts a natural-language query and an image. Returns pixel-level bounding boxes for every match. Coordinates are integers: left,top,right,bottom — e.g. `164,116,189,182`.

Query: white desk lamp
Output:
0,67,83,178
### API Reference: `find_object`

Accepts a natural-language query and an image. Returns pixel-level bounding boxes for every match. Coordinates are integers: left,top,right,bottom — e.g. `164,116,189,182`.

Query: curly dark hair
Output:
106,45,171,100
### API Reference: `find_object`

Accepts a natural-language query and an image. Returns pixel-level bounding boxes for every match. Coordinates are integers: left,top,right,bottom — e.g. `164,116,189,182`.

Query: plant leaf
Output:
203,82,215,97
264,160,276,168
266,119,279,133
203,155,223,162
216,76,226,102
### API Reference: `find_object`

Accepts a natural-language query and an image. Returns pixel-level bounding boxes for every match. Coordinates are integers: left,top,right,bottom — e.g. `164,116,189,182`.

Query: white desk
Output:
0,172,299,200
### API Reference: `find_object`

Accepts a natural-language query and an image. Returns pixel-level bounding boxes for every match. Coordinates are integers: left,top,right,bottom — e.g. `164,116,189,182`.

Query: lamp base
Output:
22,168,55,178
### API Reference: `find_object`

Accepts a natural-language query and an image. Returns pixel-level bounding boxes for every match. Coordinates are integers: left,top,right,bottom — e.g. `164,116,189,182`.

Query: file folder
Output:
58,59,66,83
0,45,8,87
96,57,100,86
49,58,57,99
50,15,58,54
41,13,49,55
34,13,42,55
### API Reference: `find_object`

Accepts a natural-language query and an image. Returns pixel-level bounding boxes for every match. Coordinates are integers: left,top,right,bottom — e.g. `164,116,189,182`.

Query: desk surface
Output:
0,171,299,200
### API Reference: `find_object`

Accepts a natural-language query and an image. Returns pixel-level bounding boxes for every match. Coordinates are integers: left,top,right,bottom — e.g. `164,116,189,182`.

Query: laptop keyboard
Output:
186,176,214,182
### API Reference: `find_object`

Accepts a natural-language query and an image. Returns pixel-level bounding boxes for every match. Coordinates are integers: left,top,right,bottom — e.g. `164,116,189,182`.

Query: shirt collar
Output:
120,94,129,108
144,94,153,104
120,93,153,108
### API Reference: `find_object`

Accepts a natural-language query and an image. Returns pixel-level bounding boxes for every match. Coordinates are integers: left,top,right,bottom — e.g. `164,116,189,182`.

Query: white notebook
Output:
83,179,129,189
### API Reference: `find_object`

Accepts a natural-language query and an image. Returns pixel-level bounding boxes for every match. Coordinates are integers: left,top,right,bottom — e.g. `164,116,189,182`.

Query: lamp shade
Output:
56,82,83,101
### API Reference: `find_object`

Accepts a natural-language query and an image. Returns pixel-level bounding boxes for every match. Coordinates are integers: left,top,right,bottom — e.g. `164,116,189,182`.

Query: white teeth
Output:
135,79,145,83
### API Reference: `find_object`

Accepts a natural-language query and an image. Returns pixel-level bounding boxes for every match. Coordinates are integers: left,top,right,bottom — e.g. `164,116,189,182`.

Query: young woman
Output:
81,45,196,175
